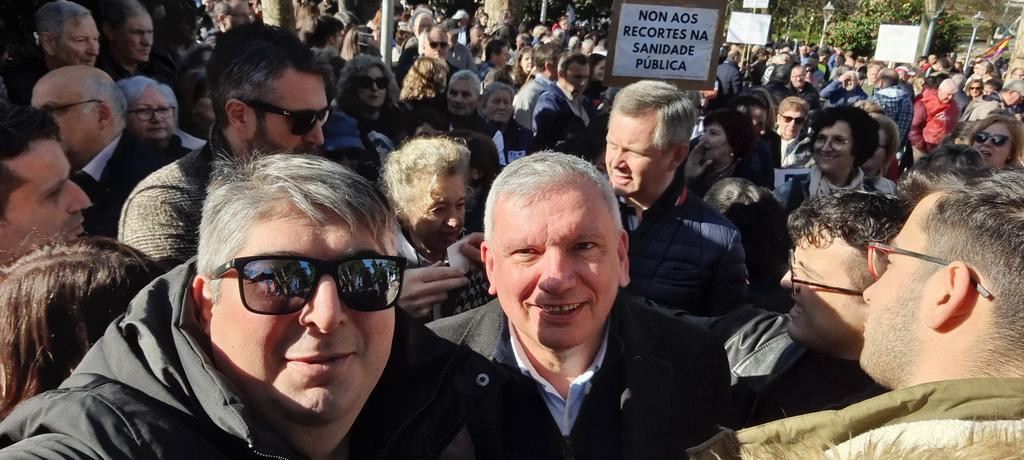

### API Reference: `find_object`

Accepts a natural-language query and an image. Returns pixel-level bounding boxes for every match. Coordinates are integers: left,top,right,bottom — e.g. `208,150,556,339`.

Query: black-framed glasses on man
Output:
242,99,330,136
789,250,864,296
867,242,995,301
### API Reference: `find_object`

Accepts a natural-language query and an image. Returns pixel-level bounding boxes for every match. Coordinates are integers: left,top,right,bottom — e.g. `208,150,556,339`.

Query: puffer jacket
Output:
622,169,747,316
688,377,1024,459
0,261,508,459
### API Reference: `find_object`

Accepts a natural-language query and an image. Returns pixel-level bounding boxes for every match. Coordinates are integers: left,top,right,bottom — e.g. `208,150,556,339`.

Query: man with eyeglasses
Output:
0,153,509,458
120,23,331,268
395,25,455,87
697,191,905,428
691,167,1024,458
961,80,1024,122
776,96,813,167
31,65,174,237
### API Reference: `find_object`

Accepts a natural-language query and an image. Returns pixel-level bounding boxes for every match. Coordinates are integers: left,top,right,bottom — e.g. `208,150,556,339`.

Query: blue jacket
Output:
531,86,597,157
622,170,748,316
820,79,868,108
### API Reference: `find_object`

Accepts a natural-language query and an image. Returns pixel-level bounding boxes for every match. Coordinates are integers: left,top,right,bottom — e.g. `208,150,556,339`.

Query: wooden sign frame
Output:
603,0,728,90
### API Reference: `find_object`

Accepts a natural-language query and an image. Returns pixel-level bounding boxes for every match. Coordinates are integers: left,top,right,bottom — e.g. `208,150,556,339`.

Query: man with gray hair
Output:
430,151,733,457
606,80,747,316
447,70,497,137
119,23,330,267
0,0,100,105
0,153,510,457
31,65,173,237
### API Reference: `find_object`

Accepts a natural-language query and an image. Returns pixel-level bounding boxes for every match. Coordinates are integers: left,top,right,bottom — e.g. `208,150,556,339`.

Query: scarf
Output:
809,165,865,199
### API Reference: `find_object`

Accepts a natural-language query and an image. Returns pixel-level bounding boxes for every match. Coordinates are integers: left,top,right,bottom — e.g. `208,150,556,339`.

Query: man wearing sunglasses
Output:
120,23,331,268
692,168,1024,458
961,79,1024,122
431,152,733,457
0,154,508,458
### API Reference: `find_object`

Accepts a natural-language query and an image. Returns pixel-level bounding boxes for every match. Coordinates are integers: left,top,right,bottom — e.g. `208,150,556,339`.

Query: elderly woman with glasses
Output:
380,137,493,321
336,54,406,155
969,114,1024,168
117,76,198,157
775,106,881,212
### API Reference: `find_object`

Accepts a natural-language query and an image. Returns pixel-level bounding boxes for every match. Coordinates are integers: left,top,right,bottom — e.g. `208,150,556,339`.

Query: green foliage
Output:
827,0,964,58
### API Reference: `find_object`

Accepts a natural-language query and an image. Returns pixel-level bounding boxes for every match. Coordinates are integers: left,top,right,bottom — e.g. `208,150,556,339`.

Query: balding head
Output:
937,78,958,103
31,66,126,168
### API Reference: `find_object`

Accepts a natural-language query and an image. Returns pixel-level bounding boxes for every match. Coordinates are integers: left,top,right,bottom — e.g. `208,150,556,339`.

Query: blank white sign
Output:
874,24,921,64
726,12,771,45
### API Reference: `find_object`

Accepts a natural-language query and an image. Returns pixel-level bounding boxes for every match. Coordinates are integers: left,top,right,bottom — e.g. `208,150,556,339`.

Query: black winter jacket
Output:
622,170,748,316
0,261,508,459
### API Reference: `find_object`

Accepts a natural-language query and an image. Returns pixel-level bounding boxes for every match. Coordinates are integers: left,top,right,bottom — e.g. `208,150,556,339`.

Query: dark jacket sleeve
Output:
706,225,748,316
531,90,562,151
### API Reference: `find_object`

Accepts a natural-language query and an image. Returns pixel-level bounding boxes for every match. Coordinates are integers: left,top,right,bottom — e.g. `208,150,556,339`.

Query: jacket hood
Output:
69,259,299,457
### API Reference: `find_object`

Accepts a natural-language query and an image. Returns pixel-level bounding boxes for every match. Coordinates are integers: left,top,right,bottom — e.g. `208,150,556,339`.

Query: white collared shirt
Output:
80,134,122,181
509,322,610,436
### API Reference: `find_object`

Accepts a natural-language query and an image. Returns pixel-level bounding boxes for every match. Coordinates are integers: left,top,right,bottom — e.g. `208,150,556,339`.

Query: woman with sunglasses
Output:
380,137,493,321
336,55,407,155
965,79,985,102
775,106,881,212
969,114,1024,168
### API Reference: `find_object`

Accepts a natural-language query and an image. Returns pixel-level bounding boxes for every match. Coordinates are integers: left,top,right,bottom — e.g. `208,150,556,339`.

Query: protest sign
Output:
726,12,771,45
742,0,769,8
873,24,921,64
774,168,810,187
604,0,727,90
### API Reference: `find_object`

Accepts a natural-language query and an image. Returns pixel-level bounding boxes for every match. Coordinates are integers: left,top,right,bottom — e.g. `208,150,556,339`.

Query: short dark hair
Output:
0,104,60,216
303,15,345,49
705,178,790,281
206,23,331,128
484,39,508,61
97,0,148,30
921,168,1024,368
896,166,987,206
985,78,1003,92
449,129,500,190
558,52,588,74
703,108,757,157
533,42,562,73
910,144,985,173
788,191,908,286
811,106,879,168
0,237,160,418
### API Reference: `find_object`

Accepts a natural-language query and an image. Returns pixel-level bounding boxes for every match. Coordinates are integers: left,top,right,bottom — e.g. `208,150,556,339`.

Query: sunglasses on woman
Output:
243,100,331,136
973,132,1010,147
354,76,389,90
968,86,982,91
212,254,407,315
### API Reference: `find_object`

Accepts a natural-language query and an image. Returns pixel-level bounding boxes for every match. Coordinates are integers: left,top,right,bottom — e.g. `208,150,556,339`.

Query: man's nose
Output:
536,250,575,294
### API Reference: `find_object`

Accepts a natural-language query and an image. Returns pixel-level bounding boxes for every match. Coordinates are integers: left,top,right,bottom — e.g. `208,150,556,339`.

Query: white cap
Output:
452,9,469,20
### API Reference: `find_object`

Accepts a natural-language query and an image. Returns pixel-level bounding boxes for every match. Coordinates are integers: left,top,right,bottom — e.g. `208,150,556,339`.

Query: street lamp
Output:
964,12,985,69
819,1,835,49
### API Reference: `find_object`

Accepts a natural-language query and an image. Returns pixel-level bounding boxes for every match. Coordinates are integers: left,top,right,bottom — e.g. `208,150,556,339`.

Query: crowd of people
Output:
1,0,1024,458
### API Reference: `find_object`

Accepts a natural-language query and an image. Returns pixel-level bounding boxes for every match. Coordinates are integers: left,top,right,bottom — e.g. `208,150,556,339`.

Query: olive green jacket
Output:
688,377,1024,459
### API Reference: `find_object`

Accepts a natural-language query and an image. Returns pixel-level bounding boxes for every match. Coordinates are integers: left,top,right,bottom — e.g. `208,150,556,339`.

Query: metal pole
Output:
964,25,979,69
380,0,394,64
922,16,939,56
818,18,829,49
540,0,548,24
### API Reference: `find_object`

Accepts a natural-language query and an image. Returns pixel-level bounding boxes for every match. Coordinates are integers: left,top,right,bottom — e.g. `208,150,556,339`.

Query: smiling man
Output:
430,152,733,457
0,154,507,458
0,104,90,264
119,23,330,268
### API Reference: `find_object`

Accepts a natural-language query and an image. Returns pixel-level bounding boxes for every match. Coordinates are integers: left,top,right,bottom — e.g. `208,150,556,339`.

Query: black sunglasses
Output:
354,75,388,90
429,41,449,49
973,132,1010,147
243,100,330,136
780,114,806,124
212,255,407,315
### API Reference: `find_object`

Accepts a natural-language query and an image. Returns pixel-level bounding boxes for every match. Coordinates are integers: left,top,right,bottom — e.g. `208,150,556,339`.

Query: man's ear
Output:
481,240,497,295
924,262,977,332
39,31,56,56
669,143,689,170
617,229,630,288
191,275,215,335
96,101,115,130
224,98,255,137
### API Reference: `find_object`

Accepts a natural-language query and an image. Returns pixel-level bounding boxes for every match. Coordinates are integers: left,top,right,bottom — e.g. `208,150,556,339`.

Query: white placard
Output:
873,24,921,64
742,0,769,8
610,3,721,81
726,12,771,45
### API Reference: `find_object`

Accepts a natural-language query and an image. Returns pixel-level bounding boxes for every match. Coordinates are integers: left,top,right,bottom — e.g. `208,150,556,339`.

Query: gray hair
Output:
484,151,621,240
35,0,93,39
83,71,127,127
449,69,481,92
611,80,696,150
198,154,397,298
379,137,469,224
482,81,514,106
417,25,445,55
116,75,177,123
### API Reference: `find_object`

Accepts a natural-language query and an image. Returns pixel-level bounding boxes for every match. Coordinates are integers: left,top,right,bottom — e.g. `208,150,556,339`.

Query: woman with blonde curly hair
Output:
969,113,1024,168
400,56,449,114
379,137,492,320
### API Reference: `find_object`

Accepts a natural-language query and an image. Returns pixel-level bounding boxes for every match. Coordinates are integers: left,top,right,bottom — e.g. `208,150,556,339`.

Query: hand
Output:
398,262,469,318
457,232,484,267
684,141,713,185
